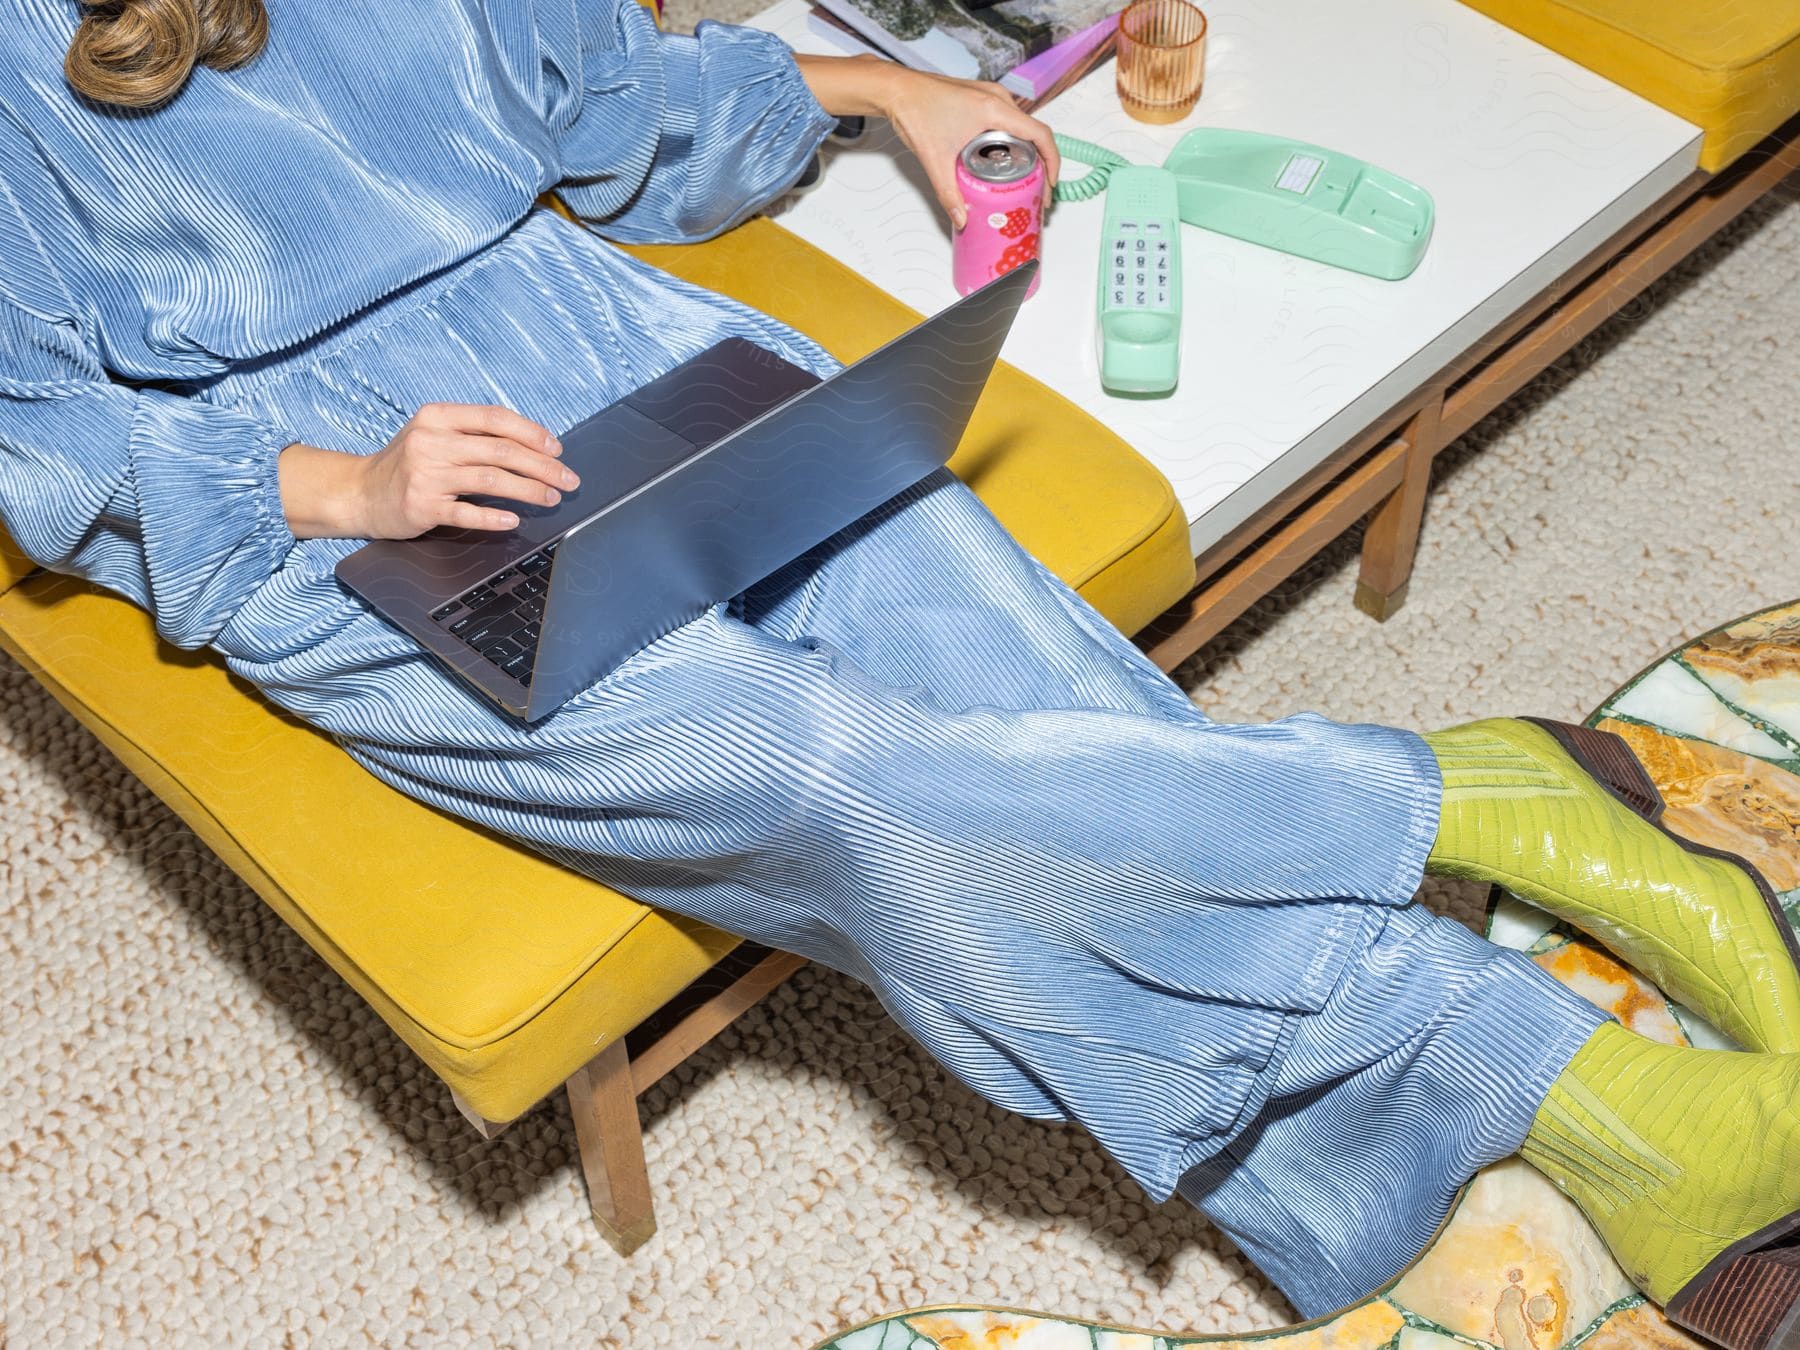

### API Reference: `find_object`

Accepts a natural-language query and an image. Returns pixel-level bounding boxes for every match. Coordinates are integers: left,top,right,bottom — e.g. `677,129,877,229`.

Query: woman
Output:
2,0,1796,1341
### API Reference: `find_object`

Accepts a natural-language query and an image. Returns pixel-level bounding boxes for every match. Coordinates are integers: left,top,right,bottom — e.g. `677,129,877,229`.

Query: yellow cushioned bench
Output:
1455,0,1800,172
0,212,1195,1248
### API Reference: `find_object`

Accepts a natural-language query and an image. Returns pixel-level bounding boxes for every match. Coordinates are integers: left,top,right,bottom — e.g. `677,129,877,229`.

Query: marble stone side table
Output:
815,599,1800,1350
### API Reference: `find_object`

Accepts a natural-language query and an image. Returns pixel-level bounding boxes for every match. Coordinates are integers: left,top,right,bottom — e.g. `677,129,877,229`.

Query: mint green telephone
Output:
1052,129,1435,395
1092,165,1183,395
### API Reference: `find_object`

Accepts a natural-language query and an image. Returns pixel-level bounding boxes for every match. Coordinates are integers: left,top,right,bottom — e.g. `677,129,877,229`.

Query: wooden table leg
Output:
566,1039,657,1256
1354,393,1445,621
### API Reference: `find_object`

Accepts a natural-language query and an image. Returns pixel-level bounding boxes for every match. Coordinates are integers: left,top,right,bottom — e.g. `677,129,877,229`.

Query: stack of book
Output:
807,0,1121,110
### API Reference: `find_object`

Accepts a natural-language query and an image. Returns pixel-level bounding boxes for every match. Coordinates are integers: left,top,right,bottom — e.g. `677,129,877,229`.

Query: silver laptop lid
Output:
523,259,1038,720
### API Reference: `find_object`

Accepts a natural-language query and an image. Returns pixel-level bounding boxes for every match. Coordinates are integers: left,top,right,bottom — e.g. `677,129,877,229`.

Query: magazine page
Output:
815,0,1126,80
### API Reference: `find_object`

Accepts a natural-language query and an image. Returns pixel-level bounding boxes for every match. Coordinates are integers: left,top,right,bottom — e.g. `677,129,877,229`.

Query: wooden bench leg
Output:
566,1039,657,1255
1355,394,1445,621
449,1090,510,1139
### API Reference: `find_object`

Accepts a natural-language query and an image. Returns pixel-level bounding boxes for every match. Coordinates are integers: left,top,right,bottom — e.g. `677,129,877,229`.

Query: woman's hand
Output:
794,54,1060,230
277,403,579,540
881,70,1060,229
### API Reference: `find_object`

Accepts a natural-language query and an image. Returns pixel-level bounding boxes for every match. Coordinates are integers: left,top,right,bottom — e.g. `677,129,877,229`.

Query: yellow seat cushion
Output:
0,574,743,1121
0,536,36,596
1455,0,1800,172
0,221,1194,1124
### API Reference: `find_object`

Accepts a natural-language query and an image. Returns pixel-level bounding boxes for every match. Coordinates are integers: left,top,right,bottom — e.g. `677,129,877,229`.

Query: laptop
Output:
335,258,1037,723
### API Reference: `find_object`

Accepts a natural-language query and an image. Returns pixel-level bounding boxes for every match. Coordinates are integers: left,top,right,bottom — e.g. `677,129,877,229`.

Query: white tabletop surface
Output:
756,0,1705,555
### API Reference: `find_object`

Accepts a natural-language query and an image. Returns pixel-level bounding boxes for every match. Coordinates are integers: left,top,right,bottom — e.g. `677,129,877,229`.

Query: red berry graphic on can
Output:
996,233,1039,277
953,131,1043,299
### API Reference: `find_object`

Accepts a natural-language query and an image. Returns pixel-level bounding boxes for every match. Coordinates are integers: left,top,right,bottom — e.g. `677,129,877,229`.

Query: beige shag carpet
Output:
4,24,1797,1344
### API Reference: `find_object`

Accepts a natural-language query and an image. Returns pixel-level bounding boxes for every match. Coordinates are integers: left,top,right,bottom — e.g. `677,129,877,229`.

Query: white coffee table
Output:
749,0,1723,652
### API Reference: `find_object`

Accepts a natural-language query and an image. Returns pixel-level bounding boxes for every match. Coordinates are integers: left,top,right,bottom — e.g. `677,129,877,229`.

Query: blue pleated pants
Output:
209,211,1608,1315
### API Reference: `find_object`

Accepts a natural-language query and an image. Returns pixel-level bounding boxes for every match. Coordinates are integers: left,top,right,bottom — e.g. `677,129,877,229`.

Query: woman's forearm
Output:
278,404,572,542
793,53,907,119
278,442,369,539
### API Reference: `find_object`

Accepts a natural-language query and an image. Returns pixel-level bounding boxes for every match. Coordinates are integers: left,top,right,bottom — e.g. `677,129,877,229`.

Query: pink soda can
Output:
953,130,1043,299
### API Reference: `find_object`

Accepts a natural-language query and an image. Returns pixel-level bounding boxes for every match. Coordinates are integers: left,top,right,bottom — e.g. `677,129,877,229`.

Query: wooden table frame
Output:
474,115,1799,1258
1133,112,1800,670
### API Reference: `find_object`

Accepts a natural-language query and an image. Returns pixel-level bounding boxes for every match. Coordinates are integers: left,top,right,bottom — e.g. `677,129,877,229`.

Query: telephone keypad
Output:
1107,222,1172,310
1095,167,1181,394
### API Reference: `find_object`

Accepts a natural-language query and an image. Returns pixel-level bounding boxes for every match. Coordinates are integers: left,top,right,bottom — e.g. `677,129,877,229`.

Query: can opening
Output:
960,131,1040,185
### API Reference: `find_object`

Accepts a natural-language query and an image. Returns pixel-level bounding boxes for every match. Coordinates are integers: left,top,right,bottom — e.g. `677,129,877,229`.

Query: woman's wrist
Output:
277,442,368,540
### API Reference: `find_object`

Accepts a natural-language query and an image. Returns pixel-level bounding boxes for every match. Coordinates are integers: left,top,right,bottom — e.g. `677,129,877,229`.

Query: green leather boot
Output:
1423,716,1800,1054
1524,1021,1800,1350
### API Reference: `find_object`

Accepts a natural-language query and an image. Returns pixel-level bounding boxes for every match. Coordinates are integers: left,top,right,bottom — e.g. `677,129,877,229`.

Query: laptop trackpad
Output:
553,403,702,507
622,337,821,447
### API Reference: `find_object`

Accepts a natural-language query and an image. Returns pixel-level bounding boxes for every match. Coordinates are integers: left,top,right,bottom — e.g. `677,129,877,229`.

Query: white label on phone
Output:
1276,153,1324,194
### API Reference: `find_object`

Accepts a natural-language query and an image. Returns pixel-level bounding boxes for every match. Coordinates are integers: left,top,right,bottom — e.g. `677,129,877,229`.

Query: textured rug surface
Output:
3,31,1797,1346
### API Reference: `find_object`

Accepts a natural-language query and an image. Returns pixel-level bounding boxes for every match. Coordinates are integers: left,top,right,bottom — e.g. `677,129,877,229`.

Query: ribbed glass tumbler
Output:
1115,0,1208,124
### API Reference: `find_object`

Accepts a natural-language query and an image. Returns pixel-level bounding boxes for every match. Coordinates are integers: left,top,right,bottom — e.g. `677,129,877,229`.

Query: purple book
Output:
1000,12,1118,99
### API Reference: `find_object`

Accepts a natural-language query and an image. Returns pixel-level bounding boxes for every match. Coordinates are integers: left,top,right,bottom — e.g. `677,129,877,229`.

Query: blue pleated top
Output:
0,0,834,646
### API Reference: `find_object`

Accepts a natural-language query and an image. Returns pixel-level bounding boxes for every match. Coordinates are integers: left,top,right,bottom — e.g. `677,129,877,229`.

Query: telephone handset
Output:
1096,166,1183,395
1052,129,1434,396
1053,137,1185,394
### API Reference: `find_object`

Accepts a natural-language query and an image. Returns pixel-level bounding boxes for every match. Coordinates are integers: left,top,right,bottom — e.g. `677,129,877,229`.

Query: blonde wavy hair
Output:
65,0,268,109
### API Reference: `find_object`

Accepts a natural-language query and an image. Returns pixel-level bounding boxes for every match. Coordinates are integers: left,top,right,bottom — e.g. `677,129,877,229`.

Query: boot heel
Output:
1668,1219,1800,1350
1520,716,1666,822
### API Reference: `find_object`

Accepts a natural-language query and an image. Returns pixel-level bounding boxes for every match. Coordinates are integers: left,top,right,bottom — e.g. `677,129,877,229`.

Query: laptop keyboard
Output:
428,542,558,686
